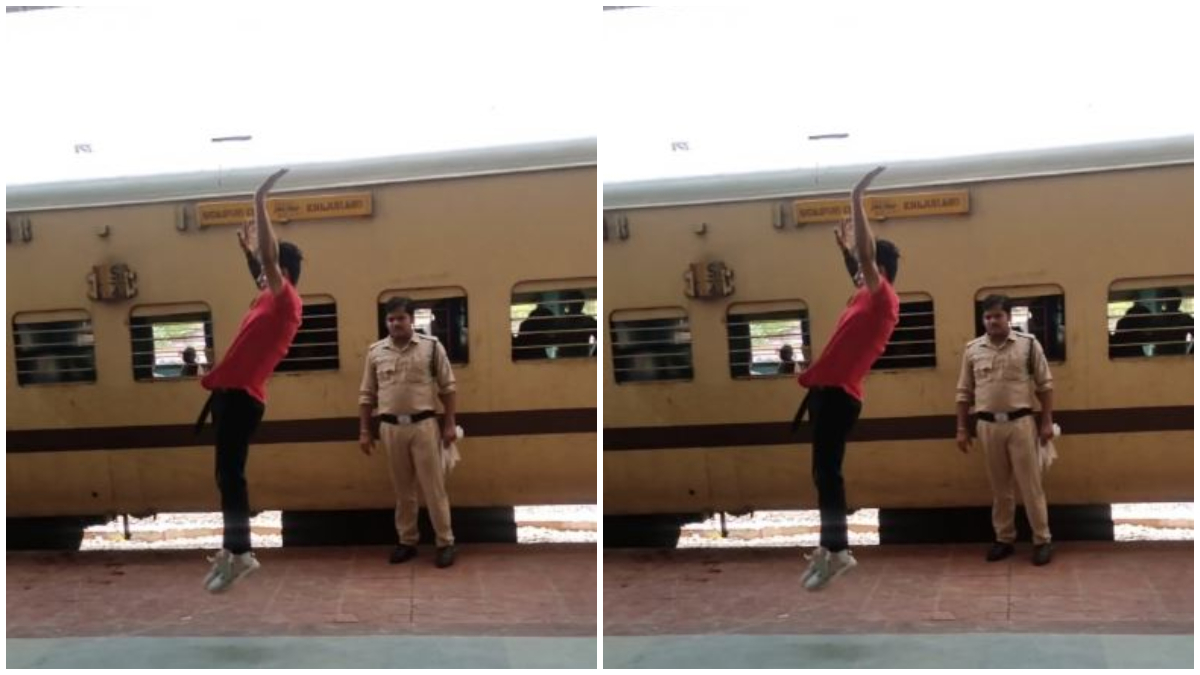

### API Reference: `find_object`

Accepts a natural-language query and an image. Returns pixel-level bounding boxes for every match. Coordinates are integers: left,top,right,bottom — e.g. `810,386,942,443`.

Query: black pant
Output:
211,389,265,554
809,387,862,552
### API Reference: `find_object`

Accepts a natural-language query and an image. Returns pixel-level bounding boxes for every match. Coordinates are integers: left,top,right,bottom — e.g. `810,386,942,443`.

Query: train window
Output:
610,307,693,383
12,310,97,386
873,293,937,370
130,303,214,381
378,288,469,364
974,285,1067,362
511,280,598,361
275,295,341,373
1107,279,1194,358
726,301,810,379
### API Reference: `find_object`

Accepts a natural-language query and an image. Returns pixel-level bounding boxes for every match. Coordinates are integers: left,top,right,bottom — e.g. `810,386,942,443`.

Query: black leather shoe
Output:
389,544,417,564
1032,543,1054,566
435,545,457,569
986,542,1015,562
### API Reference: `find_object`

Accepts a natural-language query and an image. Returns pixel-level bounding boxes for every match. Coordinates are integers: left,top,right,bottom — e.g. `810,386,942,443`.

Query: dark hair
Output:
562,289,586,314
981,294,1012,316
875,239,900,283
278,241,303,286
384,296,416,318
182,346,197,363
1165,288,1185,312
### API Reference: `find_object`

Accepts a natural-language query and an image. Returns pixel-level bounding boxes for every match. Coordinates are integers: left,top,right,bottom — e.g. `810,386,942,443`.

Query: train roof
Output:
603,135,1193,210
6,137,596,212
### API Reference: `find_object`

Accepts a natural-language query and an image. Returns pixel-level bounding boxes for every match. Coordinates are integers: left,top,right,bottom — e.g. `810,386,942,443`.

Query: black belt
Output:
976,408,1033,423
790,386,851,435
379,411,437,425
194,389,257,435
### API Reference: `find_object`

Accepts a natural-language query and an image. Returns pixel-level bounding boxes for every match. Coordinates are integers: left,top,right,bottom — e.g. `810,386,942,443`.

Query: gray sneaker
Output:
801,547,829,586
203,549,232,589
205,550,260,593
804,548,857,591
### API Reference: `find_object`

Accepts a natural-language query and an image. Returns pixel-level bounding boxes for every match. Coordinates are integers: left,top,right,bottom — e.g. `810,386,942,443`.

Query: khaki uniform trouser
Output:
977,415,1052,545
380,417,454,547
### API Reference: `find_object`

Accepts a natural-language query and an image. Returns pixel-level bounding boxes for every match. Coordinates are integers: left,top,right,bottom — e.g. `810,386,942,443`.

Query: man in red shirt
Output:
200,169,303,593
797,166,900,590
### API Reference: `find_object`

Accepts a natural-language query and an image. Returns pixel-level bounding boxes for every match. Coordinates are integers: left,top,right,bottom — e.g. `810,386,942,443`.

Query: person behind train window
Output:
794,167,900,591
777,344,797,375
359,296,459,569
181,346,200,377
513,300,554,360
1151,289,1193,356
550,290,597,358
1109,302,1153,358
955,294,1056,567
197,169,303,593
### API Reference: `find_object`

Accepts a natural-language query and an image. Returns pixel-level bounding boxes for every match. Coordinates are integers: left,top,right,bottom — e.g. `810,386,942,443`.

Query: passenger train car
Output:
602,136,1192,543
7,139,597,545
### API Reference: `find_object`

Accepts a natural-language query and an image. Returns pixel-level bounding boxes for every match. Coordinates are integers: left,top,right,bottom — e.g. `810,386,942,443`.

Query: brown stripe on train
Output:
5,408,597,454
602,406,1193,451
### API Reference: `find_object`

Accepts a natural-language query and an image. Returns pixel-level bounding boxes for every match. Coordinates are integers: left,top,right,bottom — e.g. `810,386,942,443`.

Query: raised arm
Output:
254,169,289,295
834,218,860,285
852,166,886,293
237,220,263,286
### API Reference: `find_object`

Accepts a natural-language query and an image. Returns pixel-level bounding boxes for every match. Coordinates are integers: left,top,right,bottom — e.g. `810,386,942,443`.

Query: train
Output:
602,135,1192,544
7,138,598,546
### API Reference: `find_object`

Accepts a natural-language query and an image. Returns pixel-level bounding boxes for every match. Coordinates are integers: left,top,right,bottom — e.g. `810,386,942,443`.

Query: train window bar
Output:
609,310,693,383
377,290,470,365
725,302,811,380
275,299,341,374
511,284,598,362
12,312,97,386
128,309,213,382
872,295,937,371
1107,281,1194,359
974,288,1067,363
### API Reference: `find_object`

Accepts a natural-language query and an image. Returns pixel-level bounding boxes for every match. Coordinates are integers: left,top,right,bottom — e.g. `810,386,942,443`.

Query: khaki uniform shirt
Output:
359,333,456,415
956,331,1053,412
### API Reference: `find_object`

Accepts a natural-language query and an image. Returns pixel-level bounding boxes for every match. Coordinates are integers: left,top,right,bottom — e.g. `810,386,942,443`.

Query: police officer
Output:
956,294,1056,566
359,297,459,568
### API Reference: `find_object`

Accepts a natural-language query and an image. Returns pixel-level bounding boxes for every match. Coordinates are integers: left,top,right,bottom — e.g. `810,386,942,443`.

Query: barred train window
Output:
130,303,214,380
12,310,97,385
974,285,1067,362
511,280,597,361
275,295,340,373
378,288,469,364
1107,279,1193,359
726,301,810,379
873,293,936,370
610,307,693,383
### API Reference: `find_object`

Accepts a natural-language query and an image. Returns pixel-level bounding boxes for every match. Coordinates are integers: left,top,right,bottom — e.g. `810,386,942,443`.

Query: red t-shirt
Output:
202,282,302,403
798,279,900,401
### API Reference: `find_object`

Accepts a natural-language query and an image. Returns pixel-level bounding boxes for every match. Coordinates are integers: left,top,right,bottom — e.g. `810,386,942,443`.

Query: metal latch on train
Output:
603,213,631,242
684,261,734,299
87,264,139,301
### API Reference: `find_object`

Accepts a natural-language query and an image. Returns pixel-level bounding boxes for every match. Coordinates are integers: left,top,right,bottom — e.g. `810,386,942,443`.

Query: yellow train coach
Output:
602,136,1192,544
7,139,597,545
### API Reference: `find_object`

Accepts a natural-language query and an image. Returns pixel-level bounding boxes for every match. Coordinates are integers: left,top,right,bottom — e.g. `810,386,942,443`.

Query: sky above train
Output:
4,5,1193,186
601,5,1193,182
4,6,595,185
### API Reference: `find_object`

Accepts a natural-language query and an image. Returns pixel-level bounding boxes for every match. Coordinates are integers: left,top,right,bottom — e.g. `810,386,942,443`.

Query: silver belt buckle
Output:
994,412,1009,423
396,414,412,424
